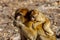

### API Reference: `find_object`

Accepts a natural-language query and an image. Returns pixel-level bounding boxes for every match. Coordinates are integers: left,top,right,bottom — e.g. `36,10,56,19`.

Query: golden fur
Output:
14,8,56,40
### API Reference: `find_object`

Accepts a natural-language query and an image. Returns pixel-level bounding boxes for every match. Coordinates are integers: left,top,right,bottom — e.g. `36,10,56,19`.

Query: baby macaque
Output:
30,9,56,40
13,8,56,40
30,9,54,36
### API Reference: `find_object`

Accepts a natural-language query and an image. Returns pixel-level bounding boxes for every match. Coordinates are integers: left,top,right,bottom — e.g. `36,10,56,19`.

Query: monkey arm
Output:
43,18,54,36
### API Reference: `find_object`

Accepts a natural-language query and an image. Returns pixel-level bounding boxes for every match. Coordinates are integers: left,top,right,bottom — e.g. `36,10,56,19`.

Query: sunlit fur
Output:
14,8,56,40
30,9,56,40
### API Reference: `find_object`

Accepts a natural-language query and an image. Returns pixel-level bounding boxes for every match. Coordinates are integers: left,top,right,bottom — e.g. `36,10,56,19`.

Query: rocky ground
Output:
0,0,60,40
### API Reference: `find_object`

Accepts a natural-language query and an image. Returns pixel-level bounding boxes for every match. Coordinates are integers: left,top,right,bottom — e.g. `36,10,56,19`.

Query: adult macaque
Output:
13,8,56,40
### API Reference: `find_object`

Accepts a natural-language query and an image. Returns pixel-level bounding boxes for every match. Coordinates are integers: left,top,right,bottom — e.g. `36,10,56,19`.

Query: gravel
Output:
0,0,60,40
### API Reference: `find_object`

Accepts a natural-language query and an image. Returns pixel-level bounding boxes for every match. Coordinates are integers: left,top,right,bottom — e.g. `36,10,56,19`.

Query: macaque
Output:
30,9,54,36
30,9,56,40
13,8,56,40
14,8,37,40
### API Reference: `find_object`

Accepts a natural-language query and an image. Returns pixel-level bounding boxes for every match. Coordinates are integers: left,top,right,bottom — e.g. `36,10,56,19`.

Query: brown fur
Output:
14,8,56,40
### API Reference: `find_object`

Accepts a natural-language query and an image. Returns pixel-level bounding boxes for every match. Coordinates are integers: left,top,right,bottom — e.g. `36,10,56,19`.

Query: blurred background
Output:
0,0,60,40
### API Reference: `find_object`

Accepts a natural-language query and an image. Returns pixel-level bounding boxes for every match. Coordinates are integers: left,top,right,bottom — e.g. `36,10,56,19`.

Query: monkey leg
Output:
40,34,57,40
43,18,54,36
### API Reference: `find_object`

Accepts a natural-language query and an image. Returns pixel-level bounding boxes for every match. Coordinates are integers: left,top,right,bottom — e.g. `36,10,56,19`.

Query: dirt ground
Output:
0,0,60,40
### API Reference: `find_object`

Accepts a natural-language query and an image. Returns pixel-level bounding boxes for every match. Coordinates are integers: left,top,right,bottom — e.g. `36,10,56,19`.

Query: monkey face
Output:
30,10,42,22
19,8,28,16
14,8,29,23
15,8,28,16
30,9,46,23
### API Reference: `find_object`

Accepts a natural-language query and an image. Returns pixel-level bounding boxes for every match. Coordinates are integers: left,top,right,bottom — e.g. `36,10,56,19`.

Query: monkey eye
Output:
19,12,23,16
16,12,22,16
32,16,35,18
